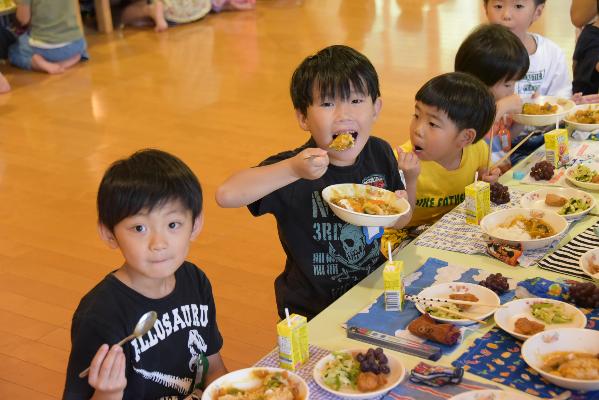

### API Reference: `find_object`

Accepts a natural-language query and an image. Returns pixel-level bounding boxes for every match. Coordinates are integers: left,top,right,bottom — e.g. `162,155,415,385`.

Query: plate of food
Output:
414,282,500,326
448,389,531,400
480,208,568,250
565,162,599,191
564,103,599,131
521,328,599,391
313,348,404,399
520,187,595,219
579,248,599,280
512,96,575,126
202,367,308,400
494,298,587,341
322,183,410,227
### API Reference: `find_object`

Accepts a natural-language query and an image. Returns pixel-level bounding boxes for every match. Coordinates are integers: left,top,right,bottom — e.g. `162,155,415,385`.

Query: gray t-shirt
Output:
18,0,82,44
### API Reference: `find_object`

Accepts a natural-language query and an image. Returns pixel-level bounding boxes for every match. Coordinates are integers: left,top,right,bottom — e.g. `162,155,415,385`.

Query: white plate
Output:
565,162,599,191
520,187,595,220
480,208,568,250
202,367,309,400
579,248,599,280
522,328,599,391
449,389,530,400
322,183,410,227
313,349,405,399
494,298,587,341
415,282,500,326
512,96,575,126
564,103,599,131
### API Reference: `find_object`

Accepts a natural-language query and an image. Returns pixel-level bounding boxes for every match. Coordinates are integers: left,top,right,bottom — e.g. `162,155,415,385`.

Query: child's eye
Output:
168,222,181,229
351,98,364,104
133,225,146,233
429,122,439,128
515,4,524,9
412,113,419,119
320,102,334,107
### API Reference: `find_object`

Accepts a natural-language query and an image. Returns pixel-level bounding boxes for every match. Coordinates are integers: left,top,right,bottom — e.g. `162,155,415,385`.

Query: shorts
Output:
8,33,89,70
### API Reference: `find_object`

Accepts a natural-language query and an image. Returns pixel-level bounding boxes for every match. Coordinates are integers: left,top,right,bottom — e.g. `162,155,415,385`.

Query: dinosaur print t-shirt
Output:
63,262,223,399
249,136,404,320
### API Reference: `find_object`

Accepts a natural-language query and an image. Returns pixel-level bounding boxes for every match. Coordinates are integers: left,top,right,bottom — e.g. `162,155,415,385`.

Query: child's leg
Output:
58,54,82,70
0,72,10,93
121,0,168,32
31,54,65,74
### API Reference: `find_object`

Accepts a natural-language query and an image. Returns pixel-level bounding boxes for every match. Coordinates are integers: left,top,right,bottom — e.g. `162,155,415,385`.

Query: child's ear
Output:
98,223,119,249
457,128,477,148
532,3,544,23
190,212,204,241
373,97,382,120
295,109,310,131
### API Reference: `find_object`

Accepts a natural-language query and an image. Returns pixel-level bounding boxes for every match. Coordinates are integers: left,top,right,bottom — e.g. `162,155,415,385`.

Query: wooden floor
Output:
0,1,577,398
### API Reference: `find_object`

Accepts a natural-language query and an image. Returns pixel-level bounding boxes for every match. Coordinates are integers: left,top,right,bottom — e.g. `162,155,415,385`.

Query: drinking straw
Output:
387,242,393,261
285,308,291,328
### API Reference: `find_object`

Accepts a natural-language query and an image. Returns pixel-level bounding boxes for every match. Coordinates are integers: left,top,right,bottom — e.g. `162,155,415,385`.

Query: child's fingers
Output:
109,349,127,386
394,190,408,199
96,345,121,383
88,344,110,384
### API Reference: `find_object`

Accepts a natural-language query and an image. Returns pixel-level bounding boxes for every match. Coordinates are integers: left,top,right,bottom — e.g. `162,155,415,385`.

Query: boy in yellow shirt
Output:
397,72,500,227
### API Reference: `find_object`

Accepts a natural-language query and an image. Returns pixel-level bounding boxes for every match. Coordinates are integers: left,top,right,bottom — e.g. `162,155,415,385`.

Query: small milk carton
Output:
383,259,405,311
544,129,569,168
464,181,490,225
277,313,309,370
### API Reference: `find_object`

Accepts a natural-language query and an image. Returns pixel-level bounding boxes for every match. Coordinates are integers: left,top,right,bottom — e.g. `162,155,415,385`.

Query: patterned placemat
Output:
346,258,516,356
537,221,599,280
383,377,500,400
255,344,388,399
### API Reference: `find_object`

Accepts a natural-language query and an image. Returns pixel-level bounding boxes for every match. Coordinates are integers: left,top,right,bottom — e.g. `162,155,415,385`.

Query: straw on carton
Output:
285,308,291,328
387,242,393,261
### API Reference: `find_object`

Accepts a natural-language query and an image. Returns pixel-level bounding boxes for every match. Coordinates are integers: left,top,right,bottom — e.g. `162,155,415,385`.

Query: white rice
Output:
489,224,532,241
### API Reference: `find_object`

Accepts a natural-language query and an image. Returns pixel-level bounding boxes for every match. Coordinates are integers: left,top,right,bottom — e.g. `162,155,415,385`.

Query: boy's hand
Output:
396,148,420,182
291,148,329,180
496,93,522,119
88,344,127,398
479,167,501,183
572,92,599,105
394,190,408,200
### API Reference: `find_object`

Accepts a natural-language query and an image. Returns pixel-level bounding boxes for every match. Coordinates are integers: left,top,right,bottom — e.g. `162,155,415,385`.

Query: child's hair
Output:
290,45,380,116
455,24,529,87
415,72,496,143
483,0,545,5
97,149,203,231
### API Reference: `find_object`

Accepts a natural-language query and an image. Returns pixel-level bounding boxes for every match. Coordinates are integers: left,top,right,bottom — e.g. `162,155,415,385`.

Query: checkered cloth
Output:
255,345,387,400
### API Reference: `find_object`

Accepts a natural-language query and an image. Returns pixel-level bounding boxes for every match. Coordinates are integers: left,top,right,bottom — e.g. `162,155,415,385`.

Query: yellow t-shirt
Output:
400,140,489,227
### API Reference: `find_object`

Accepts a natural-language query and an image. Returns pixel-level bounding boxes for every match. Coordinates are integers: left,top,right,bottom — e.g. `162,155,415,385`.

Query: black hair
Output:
455,24,529,86
415,72,496,142
483,0,545,5
290,45,380,116
97,149,203,232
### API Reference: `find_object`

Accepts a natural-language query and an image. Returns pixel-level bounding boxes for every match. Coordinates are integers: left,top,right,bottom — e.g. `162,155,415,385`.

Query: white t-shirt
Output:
515,33,571,98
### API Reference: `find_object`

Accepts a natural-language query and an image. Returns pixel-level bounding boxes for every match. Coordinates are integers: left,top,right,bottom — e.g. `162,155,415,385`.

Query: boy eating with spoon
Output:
63,149,227,400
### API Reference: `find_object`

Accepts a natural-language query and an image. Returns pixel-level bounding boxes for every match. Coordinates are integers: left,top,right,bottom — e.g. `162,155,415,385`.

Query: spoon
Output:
79,311,158,378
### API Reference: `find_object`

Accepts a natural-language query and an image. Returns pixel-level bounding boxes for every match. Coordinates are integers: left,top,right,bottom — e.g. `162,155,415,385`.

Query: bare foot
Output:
31,54,65,74
58,54,82,70
0,73,10,93
150,1,168,32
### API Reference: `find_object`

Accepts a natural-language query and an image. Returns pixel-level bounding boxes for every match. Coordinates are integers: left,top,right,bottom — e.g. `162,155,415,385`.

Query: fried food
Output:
514,317,545,336
569,108,599,124
522,102,558,115
545,193,568,207
357,372,387,392
542,352,599,380
449,293,479,310
329,132,355,151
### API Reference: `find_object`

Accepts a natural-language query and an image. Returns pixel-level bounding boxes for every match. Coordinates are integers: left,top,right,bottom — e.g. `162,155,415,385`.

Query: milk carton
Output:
465,181,490,225
383,259,405,311
277,313,309,370
544,129,569,168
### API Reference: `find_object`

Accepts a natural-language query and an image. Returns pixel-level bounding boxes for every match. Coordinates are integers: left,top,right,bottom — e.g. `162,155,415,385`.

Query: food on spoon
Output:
329,132,355,151
558,197,592,215
571,164,599,183
449,293,479,310
568,282,599,308
530,302,573,324
478,273,509,295
514,317,545,336
530,161,555,181
522,102,558,115
407,314,461,345
490,182,510,205
545,193,568,207
542,351,599,380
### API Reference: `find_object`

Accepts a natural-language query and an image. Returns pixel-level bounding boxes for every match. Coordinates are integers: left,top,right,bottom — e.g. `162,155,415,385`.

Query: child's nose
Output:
335,102,351,120
501,8,512,21
149,233,167,251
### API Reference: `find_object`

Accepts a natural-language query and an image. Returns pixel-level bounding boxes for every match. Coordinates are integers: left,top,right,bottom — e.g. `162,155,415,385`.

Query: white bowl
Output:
202,367,309,400
480,208,568,250
564,103,599,131
415,282,500,326
494,298,587,341
521,328,599,391
512,96,575,126
579,248,599,280
520,187,596,220
313,349,405,399
449,389,531,400
322,183,410,227
565,162,599,191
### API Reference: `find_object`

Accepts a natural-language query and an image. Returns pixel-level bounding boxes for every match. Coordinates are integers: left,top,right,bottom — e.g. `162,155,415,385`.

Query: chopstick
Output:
490,129,537,170
426,304,489,324
405,294,504,309
488,125,495,169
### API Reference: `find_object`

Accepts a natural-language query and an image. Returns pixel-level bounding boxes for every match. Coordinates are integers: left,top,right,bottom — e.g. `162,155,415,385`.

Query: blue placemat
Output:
382,377,500,400
346,258,516,355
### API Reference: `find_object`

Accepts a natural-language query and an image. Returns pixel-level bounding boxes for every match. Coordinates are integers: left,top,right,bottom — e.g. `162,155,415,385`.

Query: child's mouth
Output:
332,131,358,140
414,145,423,153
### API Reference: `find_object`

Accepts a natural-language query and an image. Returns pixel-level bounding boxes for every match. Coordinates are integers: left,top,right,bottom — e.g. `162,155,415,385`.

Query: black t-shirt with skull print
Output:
249,136,404,320
63,262,223,400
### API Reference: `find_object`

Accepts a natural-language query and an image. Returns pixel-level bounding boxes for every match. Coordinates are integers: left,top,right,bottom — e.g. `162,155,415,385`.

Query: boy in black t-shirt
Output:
63,149,227,400
216,45,416,320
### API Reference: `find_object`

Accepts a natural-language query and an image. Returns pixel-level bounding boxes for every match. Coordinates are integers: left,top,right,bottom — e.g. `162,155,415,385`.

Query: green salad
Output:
571,164,598,182
426,303,461,319
321,351,361,390
530,302,573,324
558,197,591,215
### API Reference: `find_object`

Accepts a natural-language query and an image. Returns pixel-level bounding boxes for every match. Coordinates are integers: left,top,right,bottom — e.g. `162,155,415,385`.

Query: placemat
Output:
537,221,599,280
345,258,516,356
383,377,500,400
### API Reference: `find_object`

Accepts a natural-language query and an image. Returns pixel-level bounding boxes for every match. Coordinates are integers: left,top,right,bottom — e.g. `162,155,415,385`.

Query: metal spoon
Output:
79,311,158,378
